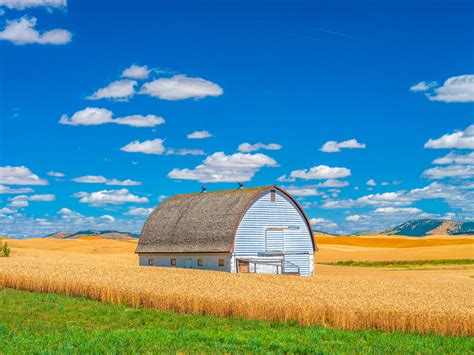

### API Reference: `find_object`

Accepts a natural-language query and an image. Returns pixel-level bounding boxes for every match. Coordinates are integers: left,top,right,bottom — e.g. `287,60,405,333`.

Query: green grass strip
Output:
319,259,474,268
0,288,473,353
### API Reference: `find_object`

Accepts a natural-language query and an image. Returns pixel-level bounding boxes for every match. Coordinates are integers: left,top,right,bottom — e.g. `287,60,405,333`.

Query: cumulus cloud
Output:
309,217,328,224
424,125,474,150
409,81,437,92
187,130,213,139
280,165,351,181
72,189,148,205
422,165,474,179
0,0,66,9
0,185,34,194
121,64,150,79
125,207,153,216
165,148,205,156
238,142,282,153
432,152,474,165
0,16,71,45
168,152,278,183
427,75,474,103
345,214,365,222
59,107,165,127
7,194,55,210
140,75,223,100
374,207,423,214
0,166,48,185
71,175,141,186
366,179,376,186
47,171,64,177
320,139,366,153
120,138,166,155
87,80,137,101
284,186,320,197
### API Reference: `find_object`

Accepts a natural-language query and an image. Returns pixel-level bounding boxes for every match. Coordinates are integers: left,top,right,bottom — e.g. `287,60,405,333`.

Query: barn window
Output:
170,258,176,266
271,189,276,202
197,258,204,266
147,258,154,266
218,259,225,267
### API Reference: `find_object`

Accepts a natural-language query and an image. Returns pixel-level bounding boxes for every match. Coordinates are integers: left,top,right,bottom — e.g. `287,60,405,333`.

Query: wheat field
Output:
0,237,473,336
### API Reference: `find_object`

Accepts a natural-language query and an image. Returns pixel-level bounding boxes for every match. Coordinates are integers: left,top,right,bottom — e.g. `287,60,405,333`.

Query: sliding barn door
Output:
265,229,284,253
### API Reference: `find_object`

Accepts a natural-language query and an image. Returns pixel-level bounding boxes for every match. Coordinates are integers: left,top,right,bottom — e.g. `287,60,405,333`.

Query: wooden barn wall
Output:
232,190,314,276
139,253,231,272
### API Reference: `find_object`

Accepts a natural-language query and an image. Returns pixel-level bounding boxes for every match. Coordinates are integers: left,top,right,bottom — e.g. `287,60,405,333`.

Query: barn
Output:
136,185,317,276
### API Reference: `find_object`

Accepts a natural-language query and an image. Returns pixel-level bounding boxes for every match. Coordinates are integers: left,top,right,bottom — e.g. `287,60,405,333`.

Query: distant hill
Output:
43,230,139,241
381,219,474,237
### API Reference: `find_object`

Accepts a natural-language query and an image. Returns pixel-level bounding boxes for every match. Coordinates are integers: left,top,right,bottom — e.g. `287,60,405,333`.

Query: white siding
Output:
139,253,231,272
233,190,314,275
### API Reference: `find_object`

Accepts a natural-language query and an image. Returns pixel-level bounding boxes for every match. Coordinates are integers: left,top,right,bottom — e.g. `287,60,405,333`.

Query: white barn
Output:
136,185,317,276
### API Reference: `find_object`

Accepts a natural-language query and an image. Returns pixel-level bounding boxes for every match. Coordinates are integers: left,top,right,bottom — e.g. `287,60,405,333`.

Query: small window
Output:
171,258,176,266
147,258,154,266
218,259,225,267
197,258,204,266
271,189,276,202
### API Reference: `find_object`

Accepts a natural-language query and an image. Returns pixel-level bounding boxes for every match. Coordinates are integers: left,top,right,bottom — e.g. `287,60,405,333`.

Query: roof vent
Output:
201,185,207,193
237,182,244,189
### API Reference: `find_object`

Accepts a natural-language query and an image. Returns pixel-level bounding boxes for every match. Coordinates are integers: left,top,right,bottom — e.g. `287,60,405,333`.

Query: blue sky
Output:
0,0,473,237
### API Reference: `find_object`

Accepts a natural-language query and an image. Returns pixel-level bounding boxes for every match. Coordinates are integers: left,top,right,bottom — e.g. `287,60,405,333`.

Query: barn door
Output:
265,229,284,253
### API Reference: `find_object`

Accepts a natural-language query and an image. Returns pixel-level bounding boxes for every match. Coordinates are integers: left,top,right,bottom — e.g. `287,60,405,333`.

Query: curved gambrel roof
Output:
136,185,316,253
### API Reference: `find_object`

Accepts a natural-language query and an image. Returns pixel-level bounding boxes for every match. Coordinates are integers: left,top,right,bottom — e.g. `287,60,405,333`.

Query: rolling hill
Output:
44,230,139,241
381,219,474,237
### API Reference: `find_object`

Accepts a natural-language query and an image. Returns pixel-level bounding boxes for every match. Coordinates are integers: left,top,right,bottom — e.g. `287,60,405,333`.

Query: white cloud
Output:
0,185,34,194
366,179,376,186
0,207,15,214
285,187,320,197
424,125,474,150
158,195,168,203
422,165,474,179
71,175,141,186
317,179,349,188
28,194,55,201
320,139,366,153
47,171,64,177
374,207,422,214
356,192,413,206
125,207,153,216
99,215,115,222
87,80,137,101
0,17,71,45
120,138,166,155
345,214,365,222
113,114,165,127
0,0,66,9
409,81,437,92
168,152,277,183
309,217,328,224
165,148,205,156
121,64,150,79
7,193,55,210
187,130,213,139
59,107,165,127
427,75,474,103
0,166,48,185
140,75,223,100
72,189,149,205
432,152,474,165
283,165,351,181
238,142,282,153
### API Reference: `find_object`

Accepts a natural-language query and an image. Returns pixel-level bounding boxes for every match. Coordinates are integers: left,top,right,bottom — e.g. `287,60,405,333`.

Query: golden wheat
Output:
0,240,473,336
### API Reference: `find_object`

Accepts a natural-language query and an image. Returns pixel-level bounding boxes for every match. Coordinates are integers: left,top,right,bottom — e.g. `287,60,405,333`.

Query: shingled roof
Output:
136,185,315,254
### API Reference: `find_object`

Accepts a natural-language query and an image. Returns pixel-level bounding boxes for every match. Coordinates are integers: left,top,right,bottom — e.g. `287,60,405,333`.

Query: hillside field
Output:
0,235,473,338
